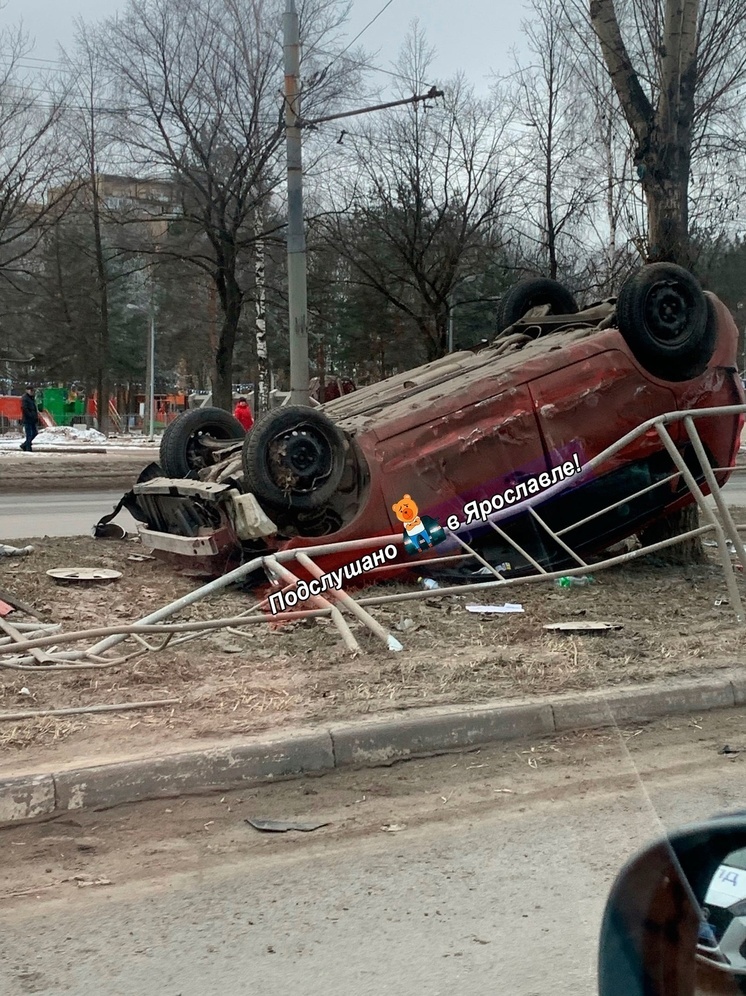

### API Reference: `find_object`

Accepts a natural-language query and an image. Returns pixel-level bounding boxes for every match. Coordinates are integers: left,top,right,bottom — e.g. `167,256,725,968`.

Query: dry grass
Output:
0,717,84,749
1,534,746,755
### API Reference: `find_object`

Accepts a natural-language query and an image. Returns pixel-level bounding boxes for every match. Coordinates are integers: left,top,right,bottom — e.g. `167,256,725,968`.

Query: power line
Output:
11,54,66,66
322,0,397,74
0,60,70,76
307,45,417,85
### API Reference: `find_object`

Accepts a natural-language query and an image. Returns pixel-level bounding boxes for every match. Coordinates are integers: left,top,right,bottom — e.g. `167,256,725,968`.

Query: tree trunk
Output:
254,232,269,414
90,175,111,435
212,268,243,411
641,148,692,266
638,504,707,565
428,312,447,361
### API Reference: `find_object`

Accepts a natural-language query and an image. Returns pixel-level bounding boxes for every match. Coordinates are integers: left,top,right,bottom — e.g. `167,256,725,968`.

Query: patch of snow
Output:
33,425,107,445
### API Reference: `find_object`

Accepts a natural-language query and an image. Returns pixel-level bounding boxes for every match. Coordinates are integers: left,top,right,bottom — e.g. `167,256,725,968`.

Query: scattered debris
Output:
556,576,594,588
0,588,42,616
94,523,127,541
0,543,34,557
471,563,511,575
380,823,407,833
543,621,622,633
46,567,123,583
127,554,154,562
71,875,112,888
465,603,524,614
245,817,330,833
718,745,743,755
0,616,56,665
76,838,99,852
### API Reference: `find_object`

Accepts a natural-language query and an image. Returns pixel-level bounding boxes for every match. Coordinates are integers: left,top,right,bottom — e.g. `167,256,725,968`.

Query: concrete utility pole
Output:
284,0,309,407
146,290,156,441
282,0,442,401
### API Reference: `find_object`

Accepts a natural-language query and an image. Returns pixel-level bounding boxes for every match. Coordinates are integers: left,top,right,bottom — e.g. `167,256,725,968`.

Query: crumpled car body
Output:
127,274,745,585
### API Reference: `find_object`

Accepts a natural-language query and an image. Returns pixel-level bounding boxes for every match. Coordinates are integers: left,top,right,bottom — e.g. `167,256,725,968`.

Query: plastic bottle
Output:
418,577,440,590
556,576,594,588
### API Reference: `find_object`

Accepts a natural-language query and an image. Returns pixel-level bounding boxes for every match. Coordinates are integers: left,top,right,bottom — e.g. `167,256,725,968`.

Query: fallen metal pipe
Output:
86,530,407,659
0,699,180,721
355,524,716,608
295,552,403,652
656,423,745,624
684,416,746,575
0,617,54,666
264,555,360,654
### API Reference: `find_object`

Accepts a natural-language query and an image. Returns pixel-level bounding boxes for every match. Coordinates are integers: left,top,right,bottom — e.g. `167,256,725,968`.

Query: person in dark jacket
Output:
20,385,39,452
233,397,254,432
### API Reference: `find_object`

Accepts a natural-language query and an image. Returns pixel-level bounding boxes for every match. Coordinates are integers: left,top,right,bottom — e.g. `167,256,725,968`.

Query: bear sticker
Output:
392,495,447,556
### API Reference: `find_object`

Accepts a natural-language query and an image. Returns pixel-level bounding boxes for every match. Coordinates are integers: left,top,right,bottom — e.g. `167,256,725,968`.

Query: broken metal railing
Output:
2,403,746,670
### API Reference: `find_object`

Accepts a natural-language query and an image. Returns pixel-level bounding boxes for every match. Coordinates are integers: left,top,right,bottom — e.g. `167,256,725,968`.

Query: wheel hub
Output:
646,284,691,342
269,426,332,493
284,431,325,476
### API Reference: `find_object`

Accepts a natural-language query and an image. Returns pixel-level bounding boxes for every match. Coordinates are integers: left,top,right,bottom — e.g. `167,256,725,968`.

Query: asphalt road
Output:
707,476,746,508
0,490,137,541
3,716,746,996
1,475,746,543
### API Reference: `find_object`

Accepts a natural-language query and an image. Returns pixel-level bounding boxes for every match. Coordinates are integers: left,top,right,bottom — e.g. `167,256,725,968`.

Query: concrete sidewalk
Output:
1,670,741,826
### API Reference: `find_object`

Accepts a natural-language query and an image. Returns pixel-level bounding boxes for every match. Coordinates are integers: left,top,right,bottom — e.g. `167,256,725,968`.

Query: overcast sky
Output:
7,0,528,92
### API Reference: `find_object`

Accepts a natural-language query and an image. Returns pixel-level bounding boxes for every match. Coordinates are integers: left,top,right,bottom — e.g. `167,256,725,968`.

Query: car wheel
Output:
242,405,347,510
497,277,579,332
160,407,246,478
616,263,714,380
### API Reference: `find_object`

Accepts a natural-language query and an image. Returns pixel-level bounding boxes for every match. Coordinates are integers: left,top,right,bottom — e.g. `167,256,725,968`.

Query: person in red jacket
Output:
233,397,254,432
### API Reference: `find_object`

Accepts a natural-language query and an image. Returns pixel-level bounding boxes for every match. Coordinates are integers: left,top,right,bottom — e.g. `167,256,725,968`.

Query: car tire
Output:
616,263,714,380
160,407,245,478
242,405,347,510
497,277,579,332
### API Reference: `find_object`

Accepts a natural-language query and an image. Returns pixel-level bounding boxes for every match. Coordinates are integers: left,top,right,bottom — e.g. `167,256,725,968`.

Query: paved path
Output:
0,490,137,540
1,477,744,543
2,719,745,996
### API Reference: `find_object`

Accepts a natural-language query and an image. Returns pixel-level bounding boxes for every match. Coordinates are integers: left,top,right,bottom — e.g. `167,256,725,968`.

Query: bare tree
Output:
510,0,596,281
95,0,355,411
0,26,71,284
584,0,746,265
557,0,746,560
322,23,517,362
577,52,643,293
58,25,119,432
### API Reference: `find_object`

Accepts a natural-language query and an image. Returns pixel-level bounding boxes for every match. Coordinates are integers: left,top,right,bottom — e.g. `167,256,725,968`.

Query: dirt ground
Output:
1,523,746,772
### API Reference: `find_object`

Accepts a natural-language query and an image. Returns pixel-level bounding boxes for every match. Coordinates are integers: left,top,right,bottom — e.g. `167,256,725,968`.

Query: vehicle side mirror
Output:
599,818,746,996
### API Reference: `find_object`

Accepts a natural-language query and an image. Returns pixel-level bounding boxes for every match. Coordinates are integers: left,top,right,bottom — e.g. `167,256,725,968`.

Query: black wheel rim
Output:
644,281,695,344
185,429,228,469
266,423,333,495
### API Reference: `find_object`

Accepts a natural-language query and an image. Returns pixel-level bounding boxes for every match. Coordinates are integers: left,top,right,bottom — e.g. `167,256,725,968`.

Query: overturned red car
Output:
118,264,745,584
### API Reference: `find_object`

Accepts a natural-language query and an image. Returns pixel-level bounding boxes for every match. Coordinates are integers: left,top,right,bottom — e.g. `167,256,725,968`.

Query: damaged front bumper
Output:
130,477,278,574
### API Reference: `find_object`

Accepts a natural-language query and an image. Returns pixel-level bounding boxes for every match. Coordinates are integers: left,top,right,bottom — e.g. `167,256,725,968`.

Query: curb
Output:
0,674,741,826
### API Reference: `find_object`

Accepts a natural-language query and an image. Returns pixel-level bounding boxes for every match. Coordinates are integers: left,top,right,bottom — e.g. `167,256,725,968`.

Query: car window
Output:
722,847,746,872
